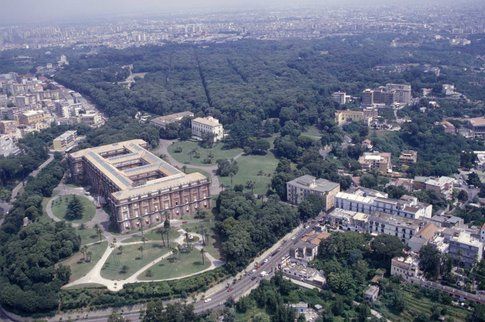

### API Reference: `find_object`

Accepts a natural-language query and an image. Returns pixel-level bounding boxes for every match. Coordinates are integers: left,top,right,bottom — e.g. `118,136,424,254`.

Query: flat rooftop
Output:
70,139,208,201
151,111,194,126
288,175,340,193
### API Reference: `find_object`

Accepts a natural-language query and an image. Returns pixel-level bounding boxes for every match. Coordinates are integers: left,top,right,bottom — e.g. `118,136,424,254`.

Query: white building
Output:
191,116,224,142
335,191,432,219
391,256,420,282
368,212,423,243
331,91,351,105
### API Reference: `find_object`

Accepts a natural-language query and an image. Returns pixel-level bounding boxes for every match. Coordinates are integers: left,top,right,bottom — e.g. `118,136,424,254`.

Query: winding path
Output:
64,227,222,291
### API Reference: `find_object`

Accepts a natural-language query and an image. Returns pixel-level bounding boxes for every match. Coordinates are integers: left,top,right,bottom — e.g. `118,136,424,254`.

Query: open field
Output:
168,141,243,165
101,243,170,280
61,242,108,282
51,194,96,224
138,248,210,280
220,152,278,195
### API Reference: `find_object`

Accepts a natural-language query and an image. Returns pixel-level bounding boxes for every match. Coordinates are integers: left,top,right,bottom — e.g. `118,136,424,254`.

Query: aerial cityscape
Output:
0,0,484,321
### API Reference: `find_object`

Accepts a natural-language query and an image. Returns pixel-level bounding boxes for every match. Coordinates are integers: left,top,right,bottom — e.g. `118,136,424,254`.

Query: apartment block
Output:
52,130,77,152
361,84,411,107
0,120,18,135
368,212,422,242
69,139,211,233
358,151,392,174
286,175,340,211
413,176,456,200
335,191,432,219
331,91,351,105
448,232,483,268
19,110,46,126
191,116,224,142
468,117,485,139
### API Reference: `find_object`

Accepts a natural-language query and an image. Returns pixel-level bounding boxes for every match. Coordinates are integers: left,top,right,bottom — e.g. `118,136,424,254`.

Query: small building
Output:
150,111,194,129
331,91,351,105
290,231,330,262
53,130,77,152
286,175,340,211
441,121,456,134
358,151,392,174
281,260,326,288
364,285,380,302
480,224,485,242
468,117,485,139
191,116,224,142
391,256,420,282
448,232,483,268
288,303,319,322
399,150,418,166
80,111,103,127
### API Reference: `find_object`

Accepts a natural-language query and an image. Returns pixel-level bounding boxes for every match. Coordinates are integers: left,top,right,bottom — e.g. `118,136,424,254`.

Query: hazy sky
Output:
1,0,480,24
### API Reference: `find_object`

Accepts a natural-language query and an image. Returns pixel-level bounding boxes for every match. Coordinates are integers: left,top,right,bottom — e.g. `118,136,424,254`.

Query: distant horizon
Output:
1,0,483,25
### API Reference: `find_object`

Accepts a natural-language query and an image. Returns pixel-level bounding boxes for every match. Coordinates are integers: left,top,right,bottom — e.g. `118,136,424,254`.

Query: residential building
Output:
0,135,20,157
481,224,485,242
413,176,456,200
80,111,103,127
362,89,374,107
52,130,77,151
331,91,351,105
281,260,326,288
290,231,330,262
468,117,485,139
358,151,392,174
426,214,464,228
441,121,456,134
364,285,380,302
324,208,369,232
475,151,485,171
0,120,18,135
191,116,224,142
448,232,483,268
18,110,47,126
150,111,194,129
391,256,420,282
386,83,412,104
286,175,340,211
335,191,432,219
334,109,377,126
368,212,423,243
399,150,418,166
408,223,440,252
69,139,211,233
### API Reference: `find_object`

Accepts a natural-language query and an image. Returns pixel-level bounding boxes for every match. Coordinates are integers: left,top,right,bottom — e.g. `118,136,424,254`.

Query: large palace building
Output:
69,139,211,233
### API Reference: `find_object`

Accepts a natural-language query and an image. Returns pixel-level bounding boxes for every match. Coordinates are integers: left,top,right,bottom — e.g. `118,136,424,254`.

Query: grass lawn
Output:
123,229,180,243
181,219,222,260
76,227,104,245
377,285,470,321
101,243,170,280
220,152,278,195
61,241,108,282
168,141,243,166
138,248,210,280
51,194,96,224
301,126,322,140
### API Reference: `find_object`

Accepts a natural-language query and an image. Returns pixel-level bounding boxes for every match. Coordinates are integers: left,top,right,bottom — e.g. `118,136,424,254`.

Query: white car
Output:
263,258,269,263
204,298,212,303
